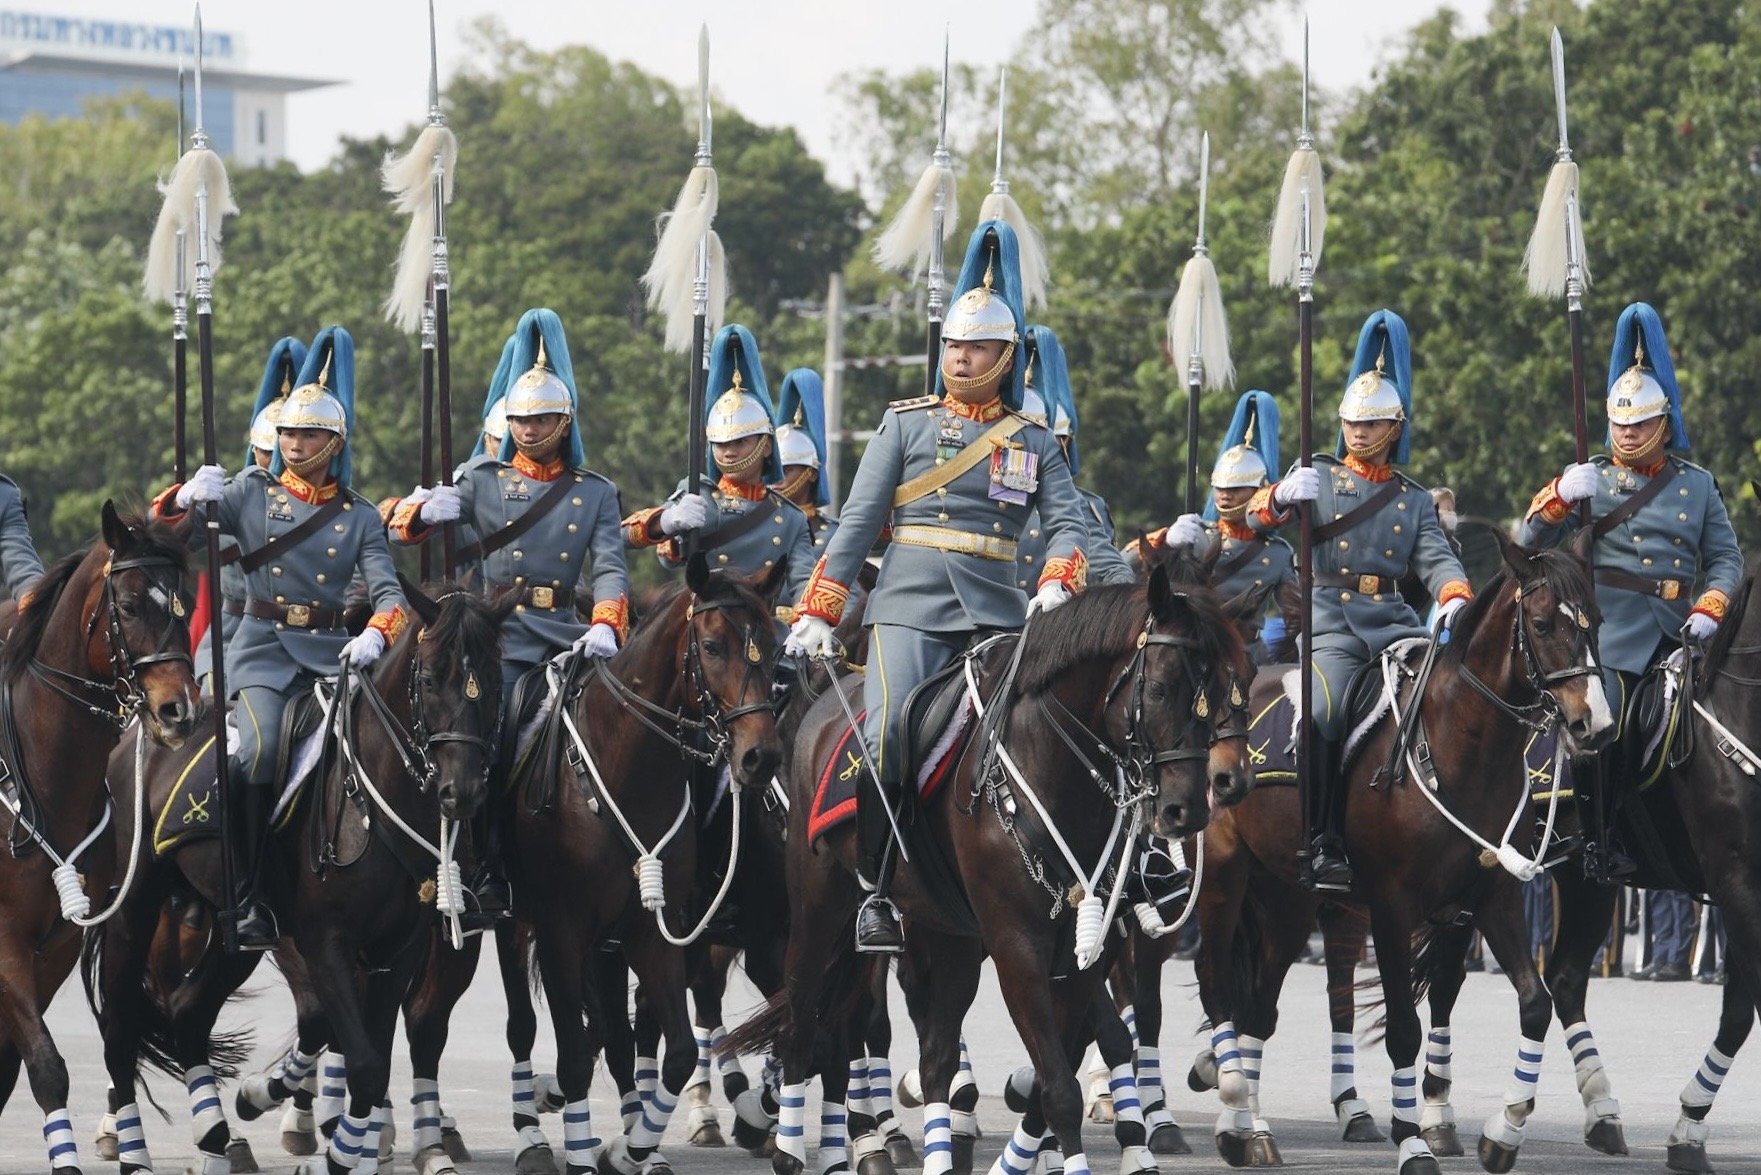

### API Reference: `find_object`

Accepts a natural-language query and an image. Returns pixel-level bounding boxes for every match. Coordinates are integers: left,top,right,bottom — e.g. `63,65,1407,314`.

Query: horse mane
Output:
0,550,87,682
625,574,773,655
1702,553,1761,685
415,582,503,681
1443,542,1597,665
1015,574,1238,697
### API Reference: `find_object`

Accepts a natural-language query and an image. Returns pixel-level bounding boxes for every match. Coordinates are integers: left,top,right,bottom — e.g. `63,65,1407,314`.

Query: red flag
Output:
188,569,212,652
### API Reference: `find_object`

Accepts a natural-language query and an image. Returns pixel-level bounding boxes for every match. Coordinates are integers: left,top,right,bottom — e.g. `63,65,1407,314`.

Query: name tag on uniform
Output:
267,505,296,523
503,487,530,503
989,446,1038,505
936,424,966,461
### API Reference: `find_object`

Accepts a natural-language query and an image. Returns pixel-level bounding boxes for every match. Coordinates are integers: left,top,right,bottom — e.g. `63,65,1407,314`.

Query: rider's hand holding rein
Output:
1029,580,1071,615
341,628,386,669
785,614,836,660
1556,461,1599,504
177,464,228,509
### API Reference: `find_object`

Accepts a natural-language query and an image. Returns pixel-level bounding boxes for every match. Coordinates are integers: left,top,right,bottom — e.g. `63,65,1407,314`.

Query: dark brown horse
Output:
84,583,510,1175
730,560,1255,1175
1193,531,1611,1175
0,503,199,1172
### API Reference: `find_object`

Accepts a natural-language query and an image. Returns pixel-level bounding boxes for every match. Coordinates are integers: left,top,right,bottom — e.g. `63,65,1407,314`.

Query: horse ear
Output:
1492,525,1536,581
397,571,440,628
492,593,521,626
100,499,129,554
753,557,789,605
685,551,711,596
1223,580,1275,626
1147,559,1179,623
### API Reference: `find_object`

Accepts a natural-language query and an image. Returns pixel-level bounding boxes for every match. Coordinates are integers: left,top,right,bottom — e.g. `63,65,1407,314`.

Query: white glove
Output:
341,628,386,669
1166,513,1206,549
785,615,837,660
659,494,709,535
1557,462,1599,504
176,464,227,509
575,622,619,659
1685,612,1718,643
1435,595,1470,632
1029,581,1072,615
1272,466,1320,506
418,484,460,524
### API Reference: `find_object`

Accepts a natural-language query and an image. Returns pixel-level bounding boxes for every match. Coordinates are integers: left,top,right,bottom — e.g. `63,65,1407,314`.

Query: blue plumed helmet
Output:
274,326,356,487
775,368,830,507
1605,301,1688,451
1205,390,1280,521
497,309,585,469
243,336,307,468
703,324,781,484
1336,309,1414,464
939,219,1028,411
476,334,519,458
1024,325,1078,476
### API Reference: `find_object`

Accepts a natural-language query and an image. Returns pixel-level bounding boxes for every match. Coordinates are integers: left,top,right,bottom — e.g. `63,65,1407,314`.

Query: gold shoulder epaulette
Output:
888,395,940,413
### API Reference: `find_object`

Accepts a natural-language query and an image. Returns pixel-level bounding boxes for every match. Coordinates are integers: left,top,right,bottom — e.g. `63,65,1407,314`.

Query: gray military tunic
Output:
642,478,814,604
1015,488,1134,592
797,395,1090,785
1249,454,1469,741
1520,454,1743,677
0,476,44,599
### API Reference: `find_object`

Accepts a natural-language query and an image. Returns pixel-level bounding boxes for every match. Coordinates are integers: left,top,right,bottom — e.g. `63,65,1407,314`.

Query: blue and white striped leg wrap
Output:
991,1122,1041,1175
952,1040,976,1097
635,1055,659,1106
763,1055,784,1096
353,1104,386,1175
512,1060,538,1127
1237,1035,1265,1120
318,1053,347,1128
1061,1149,1090,1175
184,1065,226,1143
1506,1036,1544,1109
412,1077,443,1154
776,1082,809,1165
1210,1023,1242,1078
1426,1027,1453,1084
1390,1067,1419,1128
819,1101,849,1175
1136,1044,1173,1128
1120,1004,1138,1051
867,1057,895,1122
44,1107,79,1171
687,1027,714,1093
328,1111,370,1170
1106,1063,1144,1126
1329,1032,1355,1102
848,1058,871,1119
711,1027,737,1085
116,1101,152,1173
278,1045,321,1089
1681,1044,1734,1110
620,1088,642,1133
563,1097,600,1172
631,1076,678,1151
921,1101,953,1175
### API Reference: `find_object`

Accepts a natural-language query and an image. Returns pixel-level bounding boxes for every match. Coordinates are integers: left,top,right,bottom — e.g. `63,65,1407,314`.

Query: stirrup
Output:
854,895,904,955
1301,839,1353,894
229,901,279,952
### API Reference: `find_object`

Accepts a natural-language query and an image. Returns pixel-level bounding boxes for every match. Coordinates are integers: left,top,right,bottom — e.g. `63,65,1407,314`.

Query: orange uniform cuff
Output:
1526,479,1572,526
151,484,186,522
1039,549,1088,592
621,506,667,549
1248,484,1290,528
1437,580,1473,606
591,595,631,642
368,605,410,646
1693,590,1730,622
797,556,851,624
388,497,434,544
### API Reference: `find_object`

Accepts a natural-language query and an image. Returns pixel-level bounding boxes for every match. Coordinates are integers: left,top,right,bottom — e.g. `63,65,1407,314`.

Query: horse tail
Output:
720,915,875,1065
1225,881,1271,1023
1352,920,1445,1048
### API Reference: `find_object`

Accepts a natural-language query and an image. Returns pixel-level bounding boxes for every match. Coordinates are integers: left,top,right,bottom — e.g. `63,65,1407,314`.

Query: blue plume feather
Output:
244,336,306,469
776,368,829,506
1204,390,1281,521
275,326,356,487
1024,325,1078,477
704,324,781,484
477,334,519,458
938,220,1028,411
1606,301,1687,450
496,309,586,468
1337,309,1414,464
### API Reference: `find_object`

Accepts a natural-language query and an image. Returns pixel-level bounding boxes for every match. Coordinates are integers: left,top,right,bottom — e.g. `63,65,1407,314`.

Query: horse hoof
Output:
1214,1130,1253,1169
884,1130,919,1169
897,1070,923,1109
439,1128,471,1165
1400,1154,1442,1175
733,1116,771,1155
1188,1049,1218,1093
414,1146,457,1175
1148,1124,1190,1156
1088,1095,1115,1125
1247,1133,1281,1167
514,1144,559,1175
1586,1118,1629,1157
534,1074,565,1115
1420,1124,1461,1157
1476,1134,1520,1175
690,1122,726,1148
96,1129,120,1163
771,1151,806,1175
950,1133,975,1175
1342,1113,1383,1144
1666,1141,1714,1174
1119,1144,1157,1175
228,1138,260,1174
856,1151,897,1175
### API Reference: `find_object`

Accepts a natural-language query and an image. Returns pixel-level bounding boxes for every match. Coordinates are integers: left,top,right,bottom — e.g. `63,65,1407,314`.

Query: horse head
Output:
93,501,199,747
682,553,785,790
400,579,516,821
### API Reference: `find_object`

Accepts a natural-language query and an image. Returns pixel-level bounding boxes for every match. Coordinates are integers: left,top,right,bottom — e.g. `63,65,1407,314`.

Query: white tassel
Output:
143,147,236,304
872,161,959,275
1523,159,1590,298
379,124,457,334
706,229,728,338
978,190,1049,310
1166,252,1233,391
1267,146,1325,289
642,166,721,353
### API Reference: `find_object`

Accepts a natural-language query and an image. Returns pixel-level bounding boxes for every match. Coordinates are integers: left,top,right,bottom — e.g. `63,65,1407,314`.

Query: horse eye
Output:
118,599,140,618
703,639,726,659
1144,681,1168,703
1532,617,1555,635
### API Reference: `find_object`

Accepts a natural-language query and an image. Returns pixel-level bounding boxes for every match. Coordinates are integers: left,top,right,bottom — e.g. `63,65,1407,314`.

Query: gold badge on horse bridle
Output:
465,672,481,700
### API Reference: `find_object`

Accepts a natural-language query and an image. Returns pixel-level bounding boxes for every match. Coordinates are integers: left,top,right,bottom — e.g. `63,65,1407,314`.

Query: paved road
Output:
4,945,1756,1174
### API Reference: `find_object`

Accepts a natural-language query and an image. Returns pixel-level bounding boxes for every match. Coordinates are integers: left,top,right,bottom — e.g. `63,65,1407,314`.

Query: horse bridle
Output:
30,553,192,729
1457,575,1599,732
342,632,501,798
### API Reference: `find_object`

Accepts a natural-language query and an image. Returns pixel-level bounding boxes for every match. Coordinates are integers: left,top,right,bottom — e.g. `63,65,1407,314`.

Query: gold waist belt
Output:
890,524,1018,562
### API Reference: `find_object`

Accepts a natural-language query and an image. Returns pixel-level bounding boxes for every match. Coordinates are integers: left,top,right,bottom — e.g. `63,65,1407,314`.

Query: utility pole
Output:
823,271,846,509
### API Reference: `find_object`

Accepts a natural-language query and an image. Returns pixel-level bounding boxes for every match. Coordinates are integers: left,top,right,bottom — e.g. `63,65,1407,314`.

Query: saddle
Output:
1245,641,1429,786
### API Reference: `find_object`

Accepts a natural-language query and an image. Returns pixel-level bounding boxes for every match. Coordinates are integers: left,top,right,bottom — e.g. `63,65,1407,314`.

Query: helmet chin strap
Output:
512,416,572,462
1216,500,1250,523
1612,419,1668,465
1343,420,1401,462
284,433,342,479
714,435,771,481
943,342,1016,396
776,466,817,504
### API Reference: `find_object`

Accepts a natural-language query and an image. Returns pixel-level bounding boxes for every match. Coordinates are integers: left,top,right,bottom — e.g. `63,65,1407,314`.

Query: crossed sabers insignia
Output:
1527,763,1554,788
838,750,863,783
1247,740,1269,767
185,786,214,824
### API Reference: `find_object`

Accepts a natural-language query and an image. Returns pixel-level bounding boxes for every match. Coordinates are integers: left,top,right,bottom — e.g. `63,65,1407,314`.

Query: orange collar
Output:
277,469,339,504
942,394,1006,423
512,452,567,482
1343,454,1395,483
716,476,768,502
1612,454,1668,477
1218,518,1256,541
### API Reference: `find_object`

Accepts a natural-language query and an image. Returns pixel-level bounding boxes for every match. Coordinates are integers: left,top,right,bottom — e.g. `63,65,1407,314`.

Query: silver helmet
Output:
705,372,775,444
1211,443,1269,489
248,398,283,452
775,421,819,469
279,359,348,438
941,281,1018,343
482,396,509,445
1606,366,1668,426
503,340,573,419
1339,366,1405,424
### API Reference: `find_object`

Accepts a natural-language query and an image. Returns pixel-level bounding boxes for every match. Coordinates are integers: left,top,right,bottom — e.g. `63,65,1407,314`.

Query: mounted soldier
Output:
773,367,837,556
784,219,1091,953
152,325,409,949
1519,301,1743,881
1246,310,1473,891
0,473,44,603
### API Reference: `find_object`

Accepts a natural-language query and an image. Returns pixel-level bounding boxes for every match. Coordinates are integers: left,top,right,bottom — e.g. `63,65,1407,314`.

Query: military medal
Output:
936,422,967,461
989,445,1037,505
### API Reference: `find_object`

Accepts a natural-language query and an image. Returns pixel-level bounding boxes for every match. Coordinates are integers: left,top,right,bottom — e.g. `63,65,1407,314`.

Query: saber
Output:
817,650,909,864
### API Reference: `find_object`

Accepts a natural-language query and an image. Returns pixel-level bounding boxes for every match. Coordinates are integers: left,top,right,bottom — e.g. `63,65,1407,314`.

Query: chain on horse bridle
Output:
29,553,193,729
1457,575,1599,733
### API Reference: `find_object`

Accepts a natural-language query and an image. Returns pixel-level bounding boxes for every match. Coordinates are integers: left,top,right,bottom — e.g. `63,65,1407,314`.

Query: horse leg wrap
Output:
819,1101,849,1175
1120,1004,1138,1051
631,1077,678,1152
412,1078,444,1155
1390,1066,1420,1135
1667,1106,1712,1148
1059,1151,1090,1175
865,1058,895,1120
1566,1022,1622,1128
512,1060,540,1130
634,1055,659,1106
1237,1034,1266,1124
989,1123,1042,1175
352,1105,385,1175
562,1098,599,1175
1395,1135,1435,1172
318,1055,347,1133
1328,1032,1356,1104
713,1029,746,1099
921,1101,953,1175
619,1090,642,1134
185,1065,229,1152
1084,1049,1112,1121
328,1112,371,1172
734,1087,778,1130
1106,1062,1145,1134
1031,1134,1063,1175
1209,1022,1249,1131
1681,1043,1733,1110
534,1073,564,1115
1424,1027,1452,1085
775,1082,810,1165
1481,1035,1543,1153
686,1027,715,1095
515,1123,553,1166
951,1040,977,1107
115,1102,152,1174
282,1096,318,1153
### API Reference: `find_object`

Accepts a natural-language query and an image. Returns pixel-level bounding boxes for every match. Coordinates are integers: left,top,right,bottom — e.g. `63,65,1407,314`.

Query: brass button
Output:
773,514,784,524
935,457,945,466
1673,537,1683,546
334,523,345,533
1024,555,1035,564
1338,540,1349,550
1633,535,1642,543
342,502,351,511
1373,593,1383,602
515,603,525,613
498,470,509,479
567,523,578,533
1260,557,1269,566
1392,525,1403,534
993,522,1003,533
572,497,582,506
271,566,283,575
772,535,782,545
1030,529,1040,539
552,579,562,588
327,547,337,557
316,574,327,583
1679,513,1689,522
1341,591,1353,601
717,554,730,564
512,550,524,559
1397,501,1407,511
514,576,526,585
1385,549,1395,558
936,487,948,497
1642,558,1653,567
275,595,286,604
1680,487,1689,496
559,552,570,561
937,512,950,522
276,622,285,630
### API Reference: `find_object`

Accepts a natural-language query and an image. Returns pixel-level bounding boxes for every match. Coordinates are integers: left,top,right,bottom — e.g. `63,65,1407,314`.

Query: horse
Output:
1191,528,1612,1175
729,557,1256,1175
83,581,512,1175
511,553,787,1175
0,502,199,1172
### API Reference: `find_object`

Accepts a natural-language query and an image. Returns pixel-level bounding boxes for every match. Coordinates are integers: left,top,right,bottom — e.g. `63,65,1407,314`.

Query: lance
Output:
382,0,458,577
978,66,1049,310
1166,131,1232,516
174,60,188,482
1524,27,1592,526
1269,19,1326,882
641,24,725,556
874,29,958,394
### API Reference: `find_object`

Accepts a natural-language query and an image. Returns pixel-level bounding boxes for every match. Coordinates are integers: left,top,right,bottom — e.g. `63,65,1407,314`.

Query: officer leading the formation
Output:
1248,310,1473,892
154,326,409,950
1519,301,1743,881
784,220,1092,953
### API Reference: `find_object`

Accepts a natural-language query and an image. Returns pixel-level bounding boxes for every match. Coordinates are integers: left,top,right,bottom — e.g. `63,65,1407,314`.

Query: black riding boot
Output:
854,773,904,954
464,811,512,929
230,770,278,951
1303,739,1353,893
1582,753,1635,884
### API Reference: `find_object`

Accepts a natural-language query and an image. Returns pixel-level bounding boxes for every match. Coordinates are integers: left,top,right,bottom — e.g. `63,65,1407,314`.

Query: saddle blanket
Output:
806,697,971,844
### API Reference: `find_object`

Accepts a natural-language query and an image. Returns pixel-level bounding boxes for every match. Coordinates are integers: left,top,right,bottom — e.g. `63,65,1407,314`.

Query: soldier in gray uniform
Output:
1520,301,1742,881
624,325,813,608
1246,310,1473,891
0,476,45,601
785,220,1092,952
155,325,408,949
1147,390,1297,660
774,367,838,556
